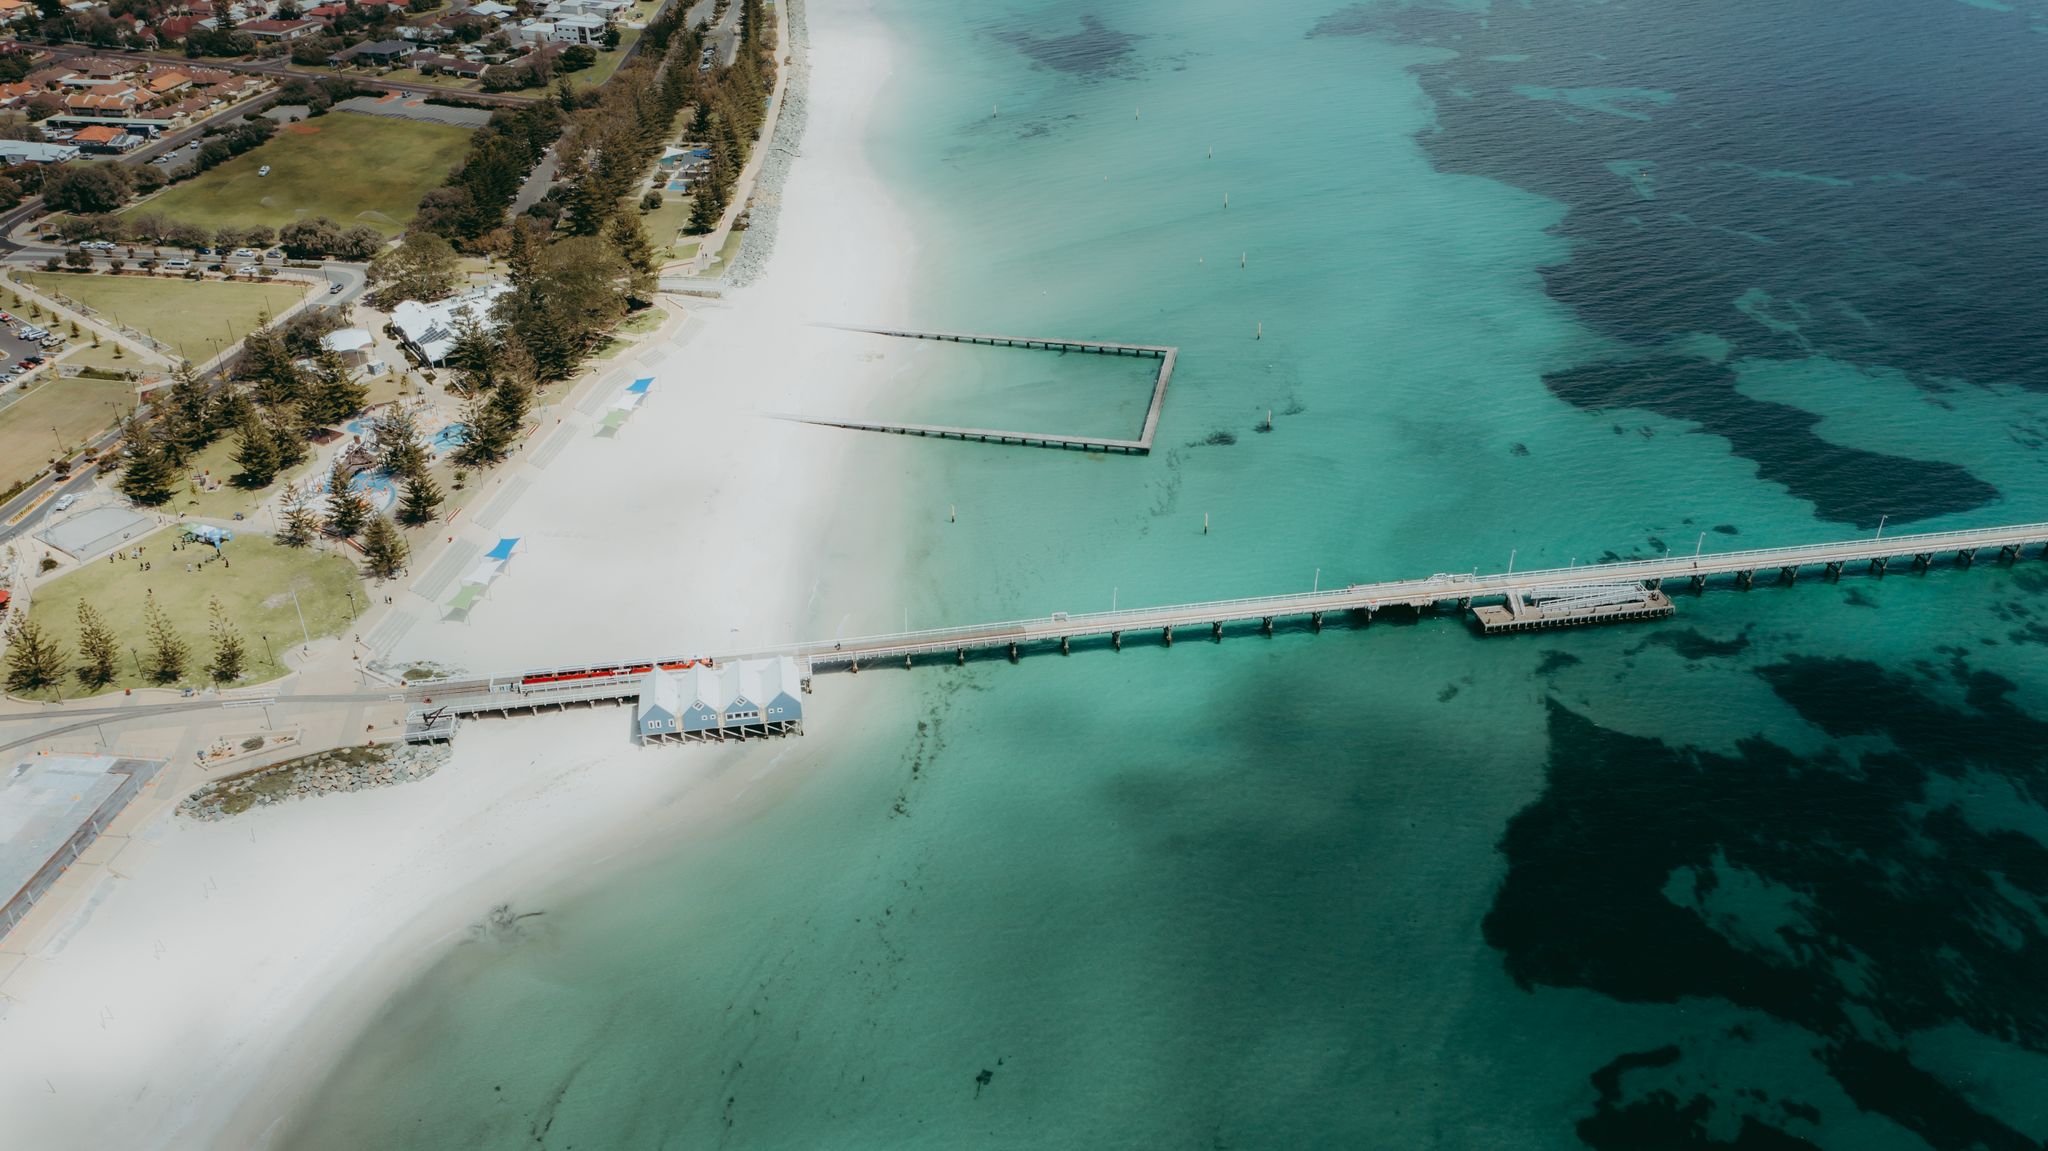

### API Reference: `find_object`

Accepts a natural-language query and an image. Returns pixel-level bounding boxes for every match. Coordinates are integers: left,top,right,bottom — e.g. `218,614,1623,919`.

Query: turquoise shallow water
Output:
283,1,2048,1146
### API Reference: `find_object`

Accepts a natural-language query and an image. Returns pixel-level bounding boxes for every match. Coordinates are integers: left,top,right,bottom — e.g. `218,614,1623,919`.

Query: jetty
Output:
408,520,2048,722
778,327,1177,455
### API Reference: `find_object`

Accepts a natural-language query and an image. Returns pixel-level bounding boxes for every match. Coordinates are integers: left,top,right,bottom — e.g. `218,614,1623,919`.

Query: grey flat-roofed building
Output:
0,140,82,164
2,755,166,940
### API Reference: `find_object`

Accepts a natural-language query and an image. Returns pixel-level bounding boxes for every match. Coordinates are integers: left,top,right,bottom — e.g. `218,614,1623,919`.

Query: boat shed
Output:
636,657,807,745
637,670,681,738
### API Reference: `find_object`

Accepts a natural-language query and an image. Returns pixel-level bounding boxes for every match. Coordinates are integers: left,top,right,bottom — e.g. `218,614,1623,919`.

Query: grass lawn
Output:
640,194,695,260
57,344,144,376
23,530,361,697
711,225,746,272
125,111,475,238
0,375,134,489
569,31,641,90
18,273,310,364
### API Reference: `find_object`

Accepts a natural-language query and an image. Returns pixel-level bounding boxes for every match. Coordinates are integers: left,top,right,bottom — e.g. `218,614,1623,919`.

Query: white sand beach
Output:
0,1,917,1144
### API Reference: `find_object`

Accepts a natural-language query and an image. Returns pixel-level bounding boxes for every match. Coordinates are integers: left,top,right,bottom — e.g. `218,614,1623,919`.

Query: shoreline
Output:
0,0,929,1143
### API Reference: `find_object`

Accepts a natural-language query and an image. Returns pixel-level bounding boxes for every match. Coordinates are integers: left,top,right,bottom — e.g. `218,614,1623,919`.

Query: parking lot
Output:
0,311,66,382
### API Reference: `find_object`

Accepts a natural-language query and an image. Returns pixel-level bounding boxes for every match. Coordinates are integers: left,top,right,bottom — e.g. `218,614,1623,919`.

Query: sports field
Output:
128,111,474,238
0,375,133,489
18,273,310,364
23,529,360,696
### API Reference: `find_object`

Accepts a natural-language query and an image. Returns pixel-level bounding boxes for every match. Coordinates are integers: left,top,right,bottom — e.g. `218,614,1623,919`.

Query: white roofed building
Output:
390,283,512,365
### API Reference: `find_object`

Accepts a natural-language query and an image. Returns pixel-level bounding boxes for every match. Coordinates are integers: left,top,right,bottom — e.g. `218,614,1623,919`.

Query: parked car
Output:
231,247,258,259
329,282,344,294
206,263,224,272
258,165,271,176
52,494,77,512
165,258,191,270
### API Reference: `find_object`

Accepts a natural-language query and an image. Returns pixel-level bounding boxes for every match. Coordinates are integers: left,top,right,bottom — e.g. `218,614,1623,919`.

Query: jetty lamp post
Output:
1876,514,1887,541
1508,548,1516,574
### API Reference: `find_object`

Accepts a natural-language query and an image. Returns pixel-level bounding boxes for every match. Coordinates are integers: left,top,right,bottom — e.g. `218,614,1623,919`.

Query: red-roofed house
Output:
63,89,142,116
157,14,204,41
71,124,144,152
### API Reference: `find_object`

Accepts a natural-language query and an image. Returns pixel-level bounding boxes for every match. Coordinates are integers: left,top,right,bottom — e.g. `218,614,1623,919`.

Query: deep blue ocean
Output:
282,1,2048,1147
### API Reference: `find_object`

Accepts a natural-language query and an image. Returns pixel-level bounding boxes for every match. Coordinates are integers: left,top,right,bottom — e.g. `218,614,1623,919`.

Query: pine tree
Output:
277,481,320,547
74,599,120,689
160,366,215,463
605,211,657,285
299,351,370,428
453,388,505,466
397,470,444,526
141,590,188,685
231,409,279,488
116,415,177,507
207,597,245,684
269,410,309,471
360,514,409,579
373,403,427,480
324,456,370,538
4,613,67,694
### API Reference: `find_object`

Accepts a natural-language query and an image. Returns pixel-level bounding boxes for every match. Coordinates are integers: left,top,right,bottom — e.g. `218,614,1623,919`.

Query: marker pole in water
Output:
1224,192,1229,208
1241,251,1246,268
949,504,956,523
1203,513,1209,535
1256,322,1262,340
992,104,997,118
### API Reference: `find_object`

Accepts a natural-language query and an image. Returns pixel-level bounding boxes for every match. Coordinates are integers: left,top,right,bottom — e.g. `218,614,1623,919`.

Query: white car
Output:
164,258,191,269
231,248,258,259
258,165,271,177
52,494,77,512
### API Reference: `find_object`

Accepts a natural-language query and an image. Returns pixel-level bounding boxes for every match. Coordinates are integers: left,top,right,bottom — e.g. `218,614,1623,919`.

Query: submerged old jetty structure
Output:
403,520,2048,740
776,326,1178,455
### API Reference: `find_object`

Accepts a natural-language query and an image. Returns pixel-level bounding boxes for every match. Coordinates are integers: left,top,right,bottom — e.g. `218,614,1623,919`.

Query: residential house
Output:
62,89,143,117
549,13,606,43
411,53,487,79
240,16,324,39
65,57,138,81
145,71,193,98
0,0,32,24
329,38,418,66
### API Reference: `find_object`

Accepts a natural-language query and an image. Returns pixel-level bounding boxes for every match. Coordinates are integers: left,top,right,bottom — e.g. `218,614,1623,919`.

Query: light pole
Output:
1313,567,1320,593
1695,532,1705,558
288,586,311,653
1507,548,1516,574
1876,513,1887,540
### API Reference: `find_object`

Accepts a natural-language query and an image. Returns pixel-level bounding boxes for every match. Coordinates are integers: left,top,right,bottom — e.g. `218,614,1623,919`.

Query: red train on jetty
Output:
518,657,714,689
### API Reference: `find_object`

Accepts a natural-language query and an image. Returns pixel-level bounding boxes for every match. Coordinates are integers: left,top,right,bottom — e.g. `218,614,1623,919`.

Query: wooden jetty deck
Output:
410,520,2048,721
778,326,1178,455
